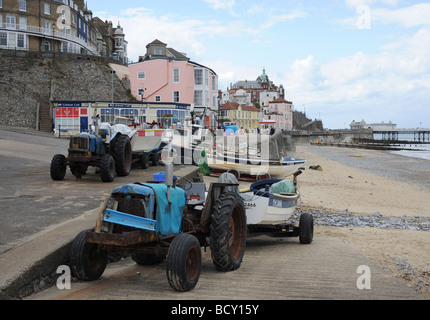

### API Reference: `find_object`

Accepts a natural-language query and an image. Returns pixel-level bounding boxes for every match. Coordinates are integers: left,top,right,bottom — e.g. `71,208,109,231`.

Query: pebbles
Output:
294,206,430,232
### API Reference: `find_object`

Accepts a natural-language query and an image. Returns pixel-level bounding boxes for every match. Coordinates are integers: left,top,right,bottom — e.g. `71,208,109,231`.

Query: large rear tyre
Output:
69,229,108,281
166,234,201,292
299,212,314,244
210,192,247,271
99,154,115,182
50,154,66,181
112,134,132,176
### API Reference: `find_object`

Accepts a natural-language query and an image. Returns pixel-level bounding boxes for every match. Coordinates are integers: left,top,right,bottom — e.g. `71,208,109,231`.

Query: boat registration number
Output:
244,202,257,208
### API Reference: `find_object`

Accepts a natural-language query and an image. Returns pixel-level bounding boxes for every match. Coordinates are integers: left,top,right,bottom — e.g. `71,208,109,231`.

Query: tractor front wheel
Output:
69,229,108,281
166,234,201,292
50,154,66,181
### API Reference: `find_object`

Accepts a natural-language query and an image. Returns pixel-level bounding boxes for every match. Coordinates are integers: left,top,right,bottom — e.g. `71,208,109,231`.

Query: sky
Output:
88,0,430,129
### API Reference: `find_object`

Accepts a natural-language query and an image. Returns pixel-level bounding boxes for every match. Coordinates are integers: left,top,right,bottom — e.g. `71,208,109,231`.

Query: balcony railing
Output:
0,23,100,56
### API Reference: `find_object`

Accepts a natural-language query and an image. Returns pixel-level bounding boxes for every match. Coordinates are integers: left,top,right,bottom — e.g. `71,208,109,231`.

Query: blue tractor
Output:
50,126,132,182
69,163,247,292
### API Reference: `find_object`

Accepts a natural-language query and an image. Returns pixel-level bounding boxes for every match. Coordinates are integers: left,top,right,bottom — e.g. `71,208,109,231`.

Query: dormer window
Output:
153,48,162,55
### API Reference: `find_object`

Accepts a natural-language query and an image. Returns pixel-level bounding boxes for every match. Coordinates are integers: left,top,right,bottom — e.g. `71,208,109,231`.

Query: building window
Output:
137,71,145,80
173,68,180,83
205,70,209,86
194,90,203,106
17,34,25,48
173,91,180,103
44,22,51,33
44,41,50,52
19,0,27,12
0,0,2,8
19,16,27,30
155,96,161,102
212,75,216,90
6,16,16,29
0,33,7,46
153,48,162,55
44,3,51,15
194,69,203,86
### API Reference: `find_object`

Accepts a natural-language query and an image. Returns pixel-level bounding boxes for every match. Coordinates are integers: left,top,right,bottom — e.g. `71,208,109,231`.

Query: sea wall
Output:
0,55,132,130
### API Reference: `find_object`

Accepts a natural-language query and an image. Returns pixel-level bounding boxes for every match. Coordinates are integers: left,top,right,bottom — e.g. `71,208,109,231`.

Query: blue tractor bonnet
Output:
110,183,186,237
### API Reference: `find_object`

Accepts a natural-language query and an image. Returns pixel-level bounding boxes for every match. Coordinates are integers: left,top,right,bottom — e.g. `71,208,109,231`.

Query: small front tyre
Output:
69,229,108,281
166,234,201,292
50,154,66,181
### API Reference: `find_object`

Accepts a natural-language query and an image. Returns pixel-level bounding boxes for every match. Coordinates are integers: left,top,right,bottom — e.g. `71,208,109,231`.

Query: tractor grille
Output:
69,136,89,151
117,197,147,218
113,197,149,233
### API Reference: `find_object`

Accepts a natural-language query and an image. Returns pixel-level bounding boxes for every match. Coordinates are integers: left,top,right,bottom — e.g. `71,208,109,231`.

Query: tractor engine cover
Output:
111,183,186,237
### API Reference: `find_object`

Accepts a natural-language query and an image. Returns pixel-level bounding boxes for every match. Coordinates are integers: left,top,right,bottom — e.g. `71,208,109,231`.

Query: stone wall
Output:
0,55,132,130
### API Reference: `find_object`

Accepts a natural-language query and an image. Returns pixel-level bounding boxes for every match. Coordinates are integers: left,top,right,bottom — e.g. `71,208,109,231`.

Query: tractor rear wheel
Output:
50,154,66,181
112,134,132,176
99,154,115,182
70,229,108,281
210,192,247,271
166,234,201,292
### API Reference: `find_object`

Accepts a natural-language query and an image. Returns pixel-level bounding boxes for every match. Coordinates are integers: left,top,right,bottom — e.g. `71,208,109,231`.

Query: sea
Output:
373,133,430,161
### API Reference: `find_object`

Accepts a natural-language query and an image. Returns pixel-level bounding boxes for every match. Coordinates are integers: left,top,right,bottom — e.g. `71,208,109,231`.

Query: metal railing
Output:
0,23,99,56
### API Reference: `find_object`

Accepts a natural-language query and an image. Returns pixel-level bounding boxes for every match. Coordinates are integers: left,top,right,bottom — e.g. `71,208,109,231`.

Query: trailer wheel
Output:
99,154,115,182
210,192,247,271
299,212,314,244
151,151,160,166
227,169,240,180
256,172,271,181
50,154,66,181
141,153,150,169
112,134,132,176
69,229,108,281
166,234,201,292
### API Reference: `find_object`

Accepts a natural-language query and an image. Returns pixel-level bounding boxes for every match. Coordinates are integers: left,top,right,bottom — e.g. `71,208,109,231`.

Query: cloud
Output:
259,11,307,30
345,0,399,7
280,27,430,128
203,0,236,11
371,3,430,27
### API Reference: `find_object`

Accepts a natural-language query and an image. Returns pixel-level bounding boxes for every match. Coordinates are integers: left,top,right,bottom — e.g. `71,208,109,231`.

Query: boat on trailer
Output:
206,152,306,180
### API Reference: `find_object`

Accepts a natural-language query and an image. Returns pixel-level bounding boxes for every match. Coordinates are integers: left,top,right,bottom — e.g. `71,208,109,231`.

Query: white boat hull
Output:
241,183,299,225
207,153,306,178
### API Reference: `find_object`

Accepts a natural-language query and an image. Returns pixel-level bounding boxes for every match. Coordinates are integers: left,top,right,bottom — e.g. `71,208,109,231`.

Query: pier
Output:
373,129,430,143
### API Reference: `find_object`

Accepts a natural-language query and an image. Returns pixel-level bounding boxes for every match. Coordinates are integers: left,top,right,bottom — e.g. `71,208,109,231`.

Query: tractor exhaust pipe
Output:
164,146,175,204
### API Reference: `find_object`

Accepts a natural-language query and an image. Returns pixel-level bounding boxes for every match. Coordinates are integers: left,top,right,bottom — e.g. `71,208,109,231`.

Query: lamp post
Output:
111,70,116,103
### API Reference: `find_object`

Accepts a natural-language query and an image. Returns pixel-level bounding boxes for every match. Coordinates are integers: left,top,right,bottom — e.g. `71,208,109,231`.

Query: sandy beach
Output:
293,145,430,299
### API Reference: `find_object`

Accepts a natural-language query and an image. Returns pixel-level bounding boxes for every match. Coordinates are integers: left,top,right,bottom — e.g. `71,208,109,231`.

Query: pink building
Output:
265,98,294,131
129,40,219,128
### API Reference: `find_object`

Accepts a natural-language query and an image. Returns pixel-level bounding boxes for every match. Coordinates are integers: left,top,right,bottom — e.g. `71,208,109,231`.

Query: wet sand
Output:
293,145,430,299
